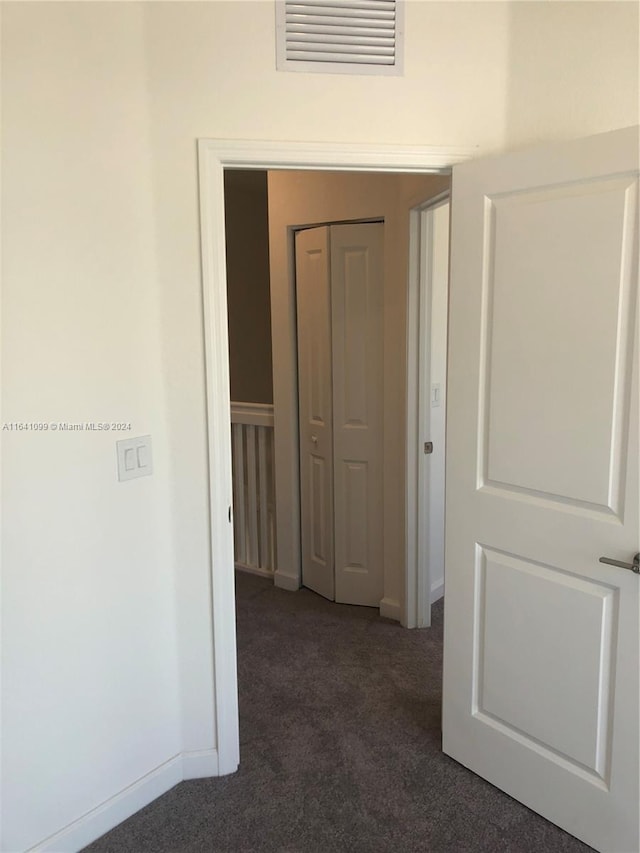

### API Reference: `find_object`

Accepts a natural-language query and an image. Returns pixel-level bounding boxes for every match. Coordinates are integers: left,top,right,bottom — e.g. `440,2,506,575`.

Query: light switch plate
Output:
117,435,153,481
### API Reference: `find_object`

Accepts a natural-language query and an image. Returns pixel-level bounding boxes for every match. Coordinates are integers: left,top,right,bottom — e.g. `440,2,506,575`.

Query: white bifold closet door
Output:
295,222,384,607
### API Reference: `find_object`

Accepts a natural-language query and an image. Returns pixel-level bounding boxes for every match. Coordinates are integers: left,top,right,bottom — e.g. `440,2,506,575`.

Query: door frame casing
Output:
197,139,475,772
405,192,450,629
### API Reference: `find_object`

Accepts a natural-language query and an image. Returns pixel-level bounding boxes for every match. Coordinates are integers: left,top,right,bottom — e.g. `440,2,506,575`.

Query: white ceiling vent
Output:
276,0,404,76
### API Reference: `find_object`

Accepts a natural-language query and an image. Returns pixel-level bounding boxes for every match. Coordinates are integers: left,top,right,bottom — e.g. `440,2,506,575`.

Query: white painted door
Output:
443,126,639,853
331,223,384,606
296,223,385,606
296,226,335,600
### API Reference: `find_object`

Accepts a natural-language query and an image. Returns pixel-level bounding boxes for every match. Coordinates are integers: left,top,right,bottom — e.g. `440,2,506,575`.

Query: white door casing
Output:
331,223,384,606
296,226,335,601
405,196,450,628
424,201,449,607
443,126,639,853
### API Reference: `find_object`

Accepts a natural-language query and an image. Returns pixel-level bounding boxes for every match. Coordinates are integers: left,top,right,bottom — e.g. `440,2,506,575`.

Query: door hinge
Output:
424,441,433,454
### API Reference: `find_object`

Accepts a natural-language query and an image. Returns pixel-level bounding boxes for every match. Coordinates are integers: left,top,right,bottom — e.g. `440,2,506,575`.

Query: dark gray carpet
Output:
84,573,593,852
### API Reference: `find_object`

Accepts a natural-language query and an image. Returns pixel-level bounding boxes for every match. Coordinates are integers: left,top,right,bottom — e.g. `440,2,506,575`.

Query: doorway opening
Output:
223,168,452,622
198,139,471,774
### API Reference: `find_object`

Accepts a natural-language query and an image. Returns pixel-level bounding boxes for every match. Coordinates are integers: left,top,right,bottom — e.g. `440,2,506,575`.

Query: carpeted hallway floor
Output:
84,572,593,852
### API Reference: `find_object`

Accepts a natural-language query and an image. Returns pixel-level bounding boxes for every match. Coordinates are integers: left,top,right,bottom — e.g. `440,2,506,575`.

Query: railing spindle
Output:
246,425,259,568
230,402,276,578
258,427,270,569
232,422,247,566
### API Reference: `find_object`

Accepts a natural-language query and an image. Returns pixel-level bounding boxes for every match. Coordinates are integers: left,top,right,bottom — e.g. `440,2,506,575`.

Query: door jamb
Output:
405,192,450,629
197,139,475,774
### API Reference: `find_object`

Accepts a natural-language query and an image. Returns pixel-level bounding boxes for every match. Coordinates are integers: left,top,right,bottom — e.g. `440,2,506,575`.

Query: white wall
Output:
2,1,637,848
503,1,639,148
1,5,182,851
145,1,638,153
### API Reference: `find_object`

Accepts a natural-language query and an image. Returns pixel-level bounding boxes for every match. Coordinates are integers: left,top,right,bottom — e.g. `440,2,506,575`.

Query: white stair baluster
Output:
232,422,247,566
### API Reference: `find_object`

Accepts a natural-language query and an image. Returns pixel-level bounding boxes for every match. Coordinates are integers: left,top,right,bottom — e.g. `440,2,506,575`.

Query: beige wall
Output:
503,2,639,148
267,170,450,609
2,0,638,847
225,170,273,404
144,1,638,153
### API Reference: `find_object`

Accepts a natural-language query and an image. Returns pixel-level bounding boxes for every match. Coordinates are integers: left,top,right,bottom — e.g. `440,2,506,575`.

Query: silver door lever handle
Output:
311,435,318,444
599,553,640,573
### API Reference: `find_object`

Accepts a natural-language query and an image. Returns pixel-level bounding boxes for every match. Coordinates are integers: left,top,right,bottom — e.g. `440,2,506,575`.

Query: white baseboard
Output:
379,596,401,622
235,562,274,580
28,754,183,853
273,571,299,591
182,748,219,780
430,579,444,603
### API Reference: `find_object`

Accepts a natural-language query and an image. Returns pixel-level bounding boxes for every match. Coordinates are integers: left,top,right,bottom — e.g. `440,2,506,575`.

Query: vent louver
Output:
276,0,403,75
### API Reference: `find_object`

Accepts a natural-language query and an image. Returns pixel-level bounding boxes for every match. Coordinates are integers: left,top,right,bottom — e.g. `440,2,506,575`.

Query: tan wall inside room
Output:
267,170,450,608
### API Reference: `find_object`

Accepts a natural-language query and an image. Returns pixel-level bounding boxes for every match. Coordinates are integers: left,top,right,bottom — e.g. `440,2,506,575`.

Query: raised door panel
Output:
331,223,384,607
481,178,636,515
476,547,617,783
